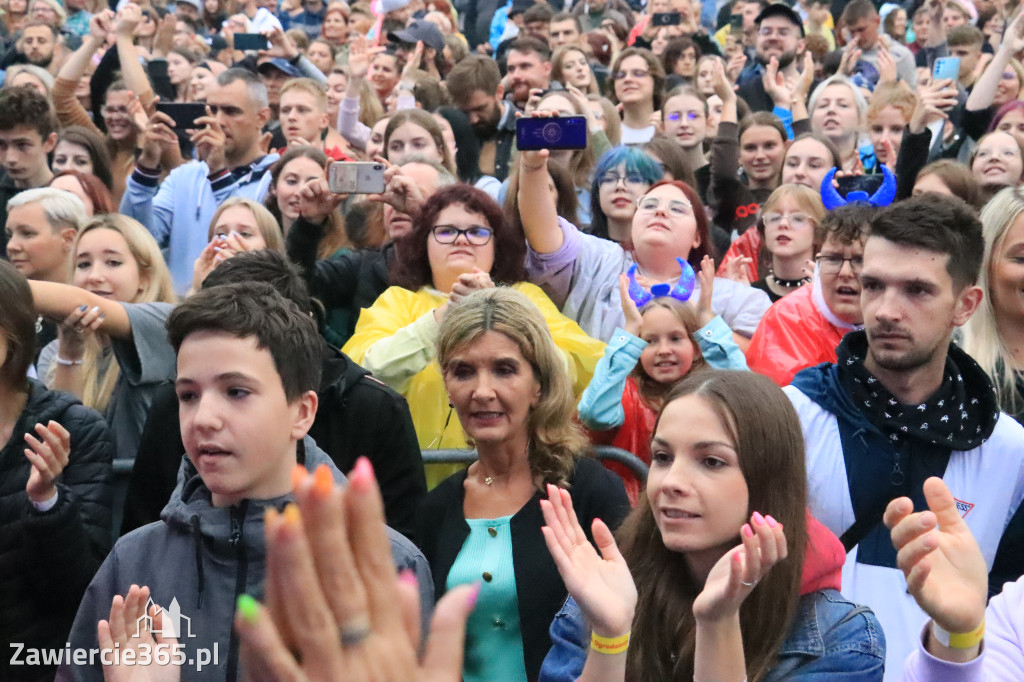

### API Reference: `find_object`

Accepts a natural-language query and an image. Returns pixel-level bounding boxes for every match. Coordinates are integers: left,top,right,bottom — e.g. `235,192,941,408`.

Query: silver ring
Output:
339,622,371,647
741,579,758,587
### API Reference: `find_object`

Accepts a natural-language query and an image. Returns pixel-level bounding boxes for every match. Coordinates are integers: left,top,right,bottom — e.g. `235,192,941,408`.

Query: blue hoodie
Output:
57,438,432,682
119,155,279,294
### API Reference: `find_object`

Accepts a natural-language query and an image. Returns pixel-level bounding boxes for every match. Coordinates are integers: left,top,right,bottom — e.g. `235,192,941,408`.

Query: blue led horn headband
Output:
820,165,898,211
626,257,696,308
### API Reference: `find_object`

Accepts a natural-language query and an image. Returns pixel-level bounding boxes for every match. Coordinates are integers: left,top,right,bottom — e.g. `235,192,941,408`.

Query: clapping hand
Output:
884,478,987,638
617,273,643,338
692,512,787,623
694,255,716,328
24,421,72,506
448,268,494,305
97,584,181,682
540,485,637,639
234,461,477,681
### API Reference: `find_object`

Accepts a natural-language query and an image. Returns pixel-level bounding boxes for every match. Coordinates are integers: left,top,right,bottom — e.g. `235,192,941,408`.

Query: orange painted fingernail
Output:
282,502,300,525
313,464,333,497
265,507,279,525
291,464,307,491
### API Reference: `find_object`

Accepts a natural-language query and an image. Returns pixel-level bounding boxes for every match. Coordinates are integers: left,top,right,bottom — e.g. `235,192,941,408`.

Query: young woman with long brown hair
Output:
538,370,885,681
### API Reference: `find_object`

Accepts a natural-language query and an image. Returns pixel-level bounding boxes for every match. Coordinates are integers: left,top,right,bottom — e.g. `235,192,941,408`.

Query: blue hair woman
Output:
590,146,666,246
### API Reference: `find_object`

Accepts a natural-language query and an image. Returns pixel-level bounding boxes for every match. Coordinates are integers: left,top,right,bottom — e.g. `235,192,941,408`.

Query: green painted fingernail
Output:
236,594,259,624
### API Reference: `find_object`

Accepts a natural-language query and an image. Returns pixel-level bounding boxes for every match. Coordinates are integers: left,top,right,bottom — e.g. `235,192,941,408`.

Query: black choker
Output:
770,273,811,288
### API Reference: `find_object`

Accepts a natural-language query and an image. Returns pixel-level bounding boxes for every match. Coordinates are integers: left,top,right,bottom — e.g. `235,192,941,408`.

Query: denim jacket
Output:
539,589,886,681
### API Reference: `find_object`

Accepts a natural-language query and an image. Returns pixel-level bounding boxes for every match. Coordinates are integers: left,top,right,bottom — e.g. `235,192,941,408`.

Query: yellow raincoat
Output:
342,283,605,455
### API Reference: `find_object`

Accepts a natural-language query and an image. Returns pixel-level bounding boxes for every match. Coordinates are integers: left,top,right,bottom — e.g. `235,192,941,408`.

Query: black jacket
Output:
0,380,114,682
121,345,426,540
287,221,394,342
415,457,629,681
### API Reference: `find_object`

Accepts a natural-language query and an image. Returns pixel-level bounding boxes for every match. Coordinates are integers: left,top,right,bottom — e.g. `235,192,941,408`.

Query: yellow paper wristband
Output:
932,620,985,650
591,631,630,655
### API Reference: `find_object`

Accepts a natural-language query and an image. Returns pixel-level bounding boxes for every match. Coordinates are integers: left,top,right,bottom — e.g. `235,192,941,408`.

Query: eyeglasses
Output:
758,26,793,38
613,68,651,80
763,212,814,229
431,225,493,245
636,196,694,216
598,172,647,189
816,253,863,274
666,111,701,122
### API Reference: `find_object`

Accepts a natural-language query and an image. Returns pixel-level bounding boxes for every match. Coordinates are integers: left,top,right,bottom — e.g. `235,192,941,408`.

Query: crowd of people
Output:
2,0,1024,678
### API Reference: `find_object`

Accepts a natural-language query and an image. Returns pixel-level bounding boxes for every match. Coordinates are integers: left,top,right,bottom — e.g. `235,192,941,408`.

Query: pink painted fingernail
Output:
766,515,778,528
752,512,765,526
742,524,754,538
399,568,417,587
467,583,482,609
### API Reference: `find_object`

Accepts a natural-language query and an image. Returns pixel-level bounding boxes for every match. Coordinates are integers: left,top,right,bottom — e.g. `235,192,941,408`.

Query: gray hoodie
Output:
57,438,432,682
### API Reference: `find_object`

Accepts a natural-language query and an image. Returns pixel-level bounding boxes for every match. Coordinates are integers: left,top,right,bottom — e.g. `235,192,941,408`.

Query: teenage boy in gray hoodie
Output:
57,283,432,682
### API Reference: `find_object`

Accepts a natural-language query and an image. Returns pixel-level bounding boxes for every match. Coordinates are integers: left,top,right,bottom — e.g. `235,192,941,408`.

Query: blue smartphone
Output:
516,116,588,151
932,56,960,82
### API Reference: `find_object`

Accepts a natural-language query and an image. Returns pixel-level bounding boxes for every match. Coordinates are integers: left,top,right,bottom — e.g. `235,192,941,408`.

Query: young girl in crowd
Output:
661,86,710,202
589,146,665,247
552,45,599,94
577,257,746,503
749,184,825,302
866,82,915,171
539,370,886,681
264,146,350,258
51,126,114,192
972,131,1024,202
32,215,176,460
383,109,457,174
610,47,665,145
809,75,867,172
913,159,983,207
192,198,284,291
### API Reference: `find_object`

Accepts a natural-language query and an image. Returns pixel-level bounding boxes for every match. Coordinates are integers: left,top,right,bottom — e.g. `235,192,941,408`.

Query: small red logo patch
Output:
954,498,975,518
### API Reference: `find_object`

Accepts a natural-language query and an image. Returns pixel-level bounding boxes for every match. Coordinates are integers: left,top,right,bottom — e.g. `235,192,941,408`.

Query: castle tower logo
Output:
135,597,196,639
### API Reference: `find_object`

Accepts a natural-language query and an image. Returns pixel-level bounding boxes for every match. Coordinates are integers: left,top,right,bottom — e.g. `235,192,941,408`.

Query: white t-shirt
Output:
249,7,283,33
619,124,655,145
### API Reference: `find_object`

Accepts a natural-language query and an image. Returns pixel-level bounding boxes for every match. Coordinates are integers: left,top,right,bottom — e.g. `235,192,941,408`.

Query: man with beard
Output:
448,55,520,181
15,21,59,75
842,0,917,88
504,36,553,109
736,3,806,112
783,194,1024,681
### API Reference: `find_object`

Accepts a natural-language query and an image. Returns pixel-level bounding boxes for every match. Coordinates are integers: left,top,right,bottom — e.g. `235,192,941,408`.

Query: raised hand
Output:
348,36,385,82
400,41,424,83
97,584,181,682
877,42,897,85
189,106,227,175
448,268,495,304
115,4,140,38
137,107,178,169
692,512,787,623
91,9,116,42
761,56,793,108
1001,9,1024,54
617,273,644,338
711,58,736,102
884,477,987,636
720,256,752,286
24,420,72,505
235,461,477,682
366,161,427,215
694,255,716,328
839,41,862,77
910,78,958,133
540,484,637,638
262,27,300,61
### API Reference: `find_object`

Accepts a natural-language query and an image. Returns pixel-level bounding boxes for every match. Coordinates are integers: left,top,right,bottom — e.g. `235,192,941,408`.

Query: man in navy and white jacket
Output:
784,194,1024,681
119,68,279,294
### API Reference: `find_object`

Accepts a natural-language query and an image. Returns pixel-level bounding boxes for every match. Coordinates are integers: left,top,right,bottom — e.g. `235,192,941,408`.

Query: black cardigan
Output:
414,457,629,681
